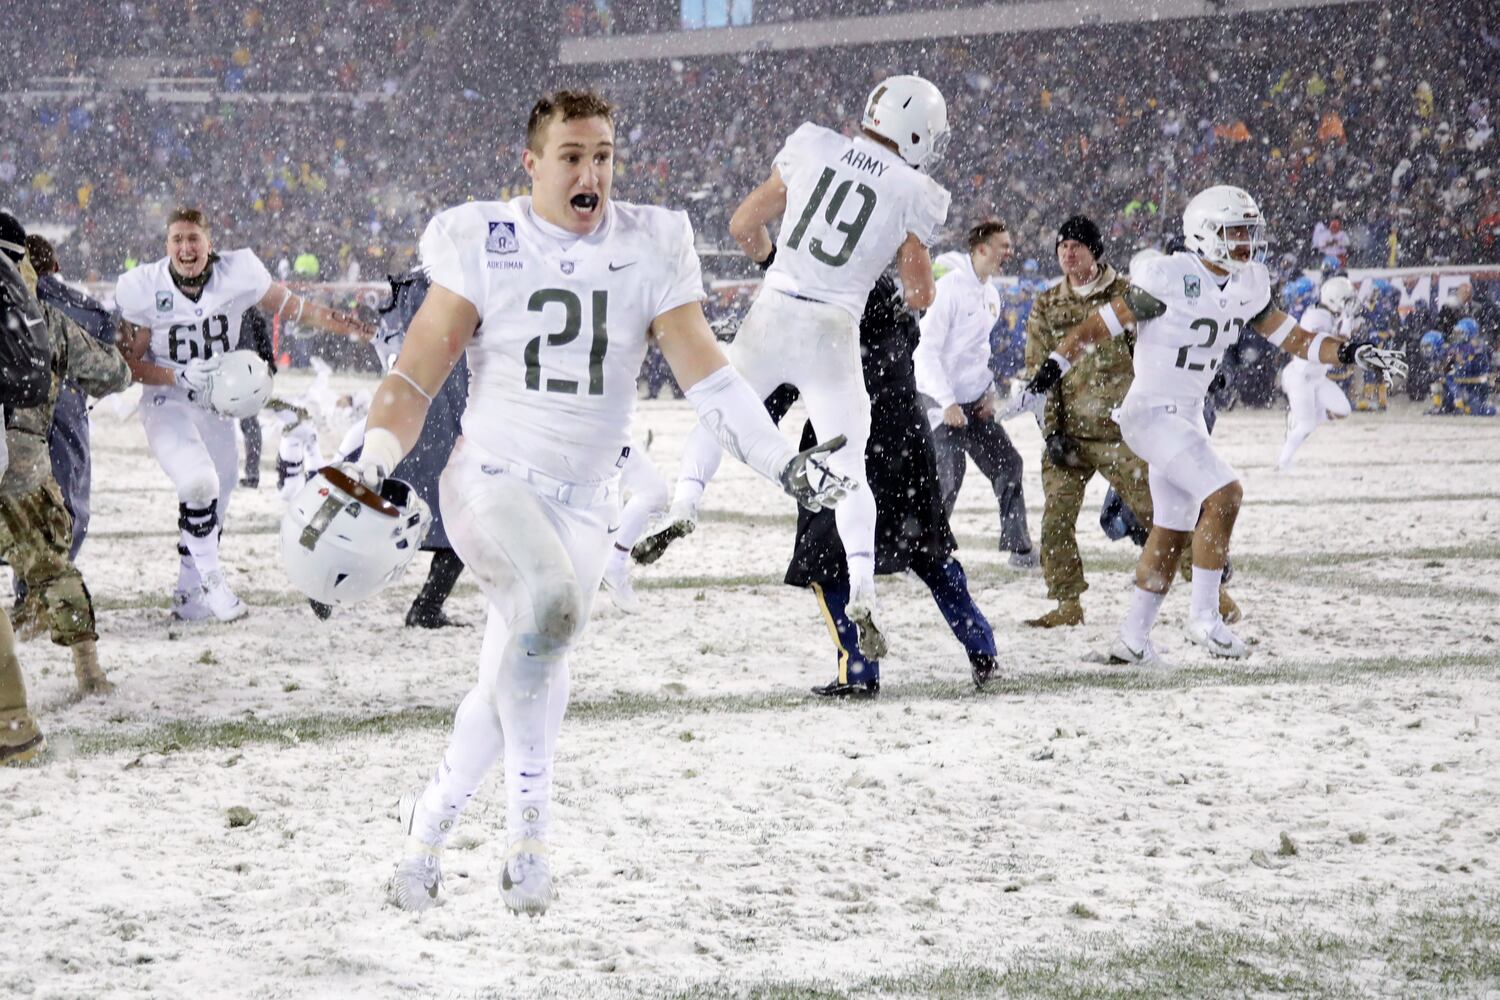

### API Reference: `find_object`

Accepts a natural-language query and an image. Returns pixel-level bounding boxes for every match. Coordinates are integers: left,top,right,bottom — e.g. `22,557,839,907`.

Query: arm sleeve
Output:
913,277,958,408
419,210,485,313
1249,290,1276,326
653,212,707,321
1121,285,1167,321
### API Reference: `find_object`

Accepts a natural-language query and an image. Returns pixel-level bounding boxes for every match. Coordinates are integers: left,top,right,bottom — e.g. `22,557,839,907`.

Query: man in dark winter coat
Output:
782,275,998,697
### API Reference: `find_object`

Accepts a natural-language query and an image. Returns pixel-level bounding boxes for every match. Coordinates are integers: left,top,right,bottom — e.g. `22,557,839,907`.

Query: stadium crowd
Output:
2,0,1495,286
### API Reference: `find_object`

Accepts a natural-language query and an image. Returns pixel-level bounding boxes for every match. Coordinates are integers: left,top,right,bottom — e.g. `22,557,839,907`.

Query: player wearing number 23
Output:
1002,185,1405,664
114,207,372,623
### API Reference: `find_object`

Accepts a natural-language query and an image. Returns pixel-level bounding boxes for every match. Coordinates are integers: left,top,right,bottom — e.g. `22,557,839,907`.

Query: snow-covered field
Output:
4,371,1499,999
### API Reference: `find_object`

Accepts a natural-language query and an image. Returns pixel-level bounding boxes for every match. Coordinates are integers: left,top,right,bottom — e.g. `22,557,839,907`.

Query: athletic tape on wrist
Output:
1306,332,1330,364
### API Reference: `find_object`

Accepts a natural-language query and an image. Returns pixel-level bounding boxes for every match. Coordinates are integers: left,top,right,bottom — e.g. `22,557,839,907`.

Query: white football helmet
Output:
1318,275,1358,316
204,349,273,418
861,74,949,170
1181,185,1268,273
280,466,431,606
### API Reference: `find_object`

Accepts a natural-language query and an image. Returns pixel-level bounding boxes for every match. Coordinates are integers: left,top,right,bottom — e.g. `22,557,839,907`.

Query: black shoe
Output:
239,475,259,489
811,678,880,699
969,651,999,690
308,599,333,620
405,601,466,629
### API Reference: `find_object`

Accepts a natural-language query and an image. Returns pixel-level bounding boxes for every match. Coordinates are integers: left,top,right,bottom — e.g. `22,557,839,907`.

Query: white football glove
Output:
779,435,857,513
175,356,222,411
1349,344,1408,385
995,388,1047,425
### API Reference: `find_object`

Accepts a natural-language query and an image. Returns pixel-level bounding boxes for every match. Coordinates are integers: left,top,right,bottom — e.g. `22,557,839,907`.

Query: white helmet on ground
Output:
280,466,431,606
861,74,949,170
203,349,273,418
1318,275,1358,315
1181,184,1268,273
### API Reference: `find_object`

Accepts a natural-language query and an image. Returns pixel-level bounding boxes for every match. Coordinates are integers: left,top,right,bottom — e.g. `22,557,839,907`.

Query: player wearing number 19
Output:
1005,185,1406,663
115,208,373,622
357,91,852,917
641,75,952,659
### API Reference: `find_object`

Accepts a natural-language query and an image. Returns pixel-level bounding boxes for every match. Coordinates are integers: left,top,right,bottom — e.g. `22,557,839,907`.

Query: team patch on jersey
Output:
485,221,518,255
156,291,173,312
1183,275,1201,299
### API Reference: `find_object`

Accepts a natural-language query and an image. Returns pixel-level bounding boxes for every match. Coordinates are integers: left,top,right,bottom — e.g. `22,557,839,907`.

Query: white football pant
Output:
1278,366,1351,470
1113,394,1238,532
139,388,238,585
674,289,876,596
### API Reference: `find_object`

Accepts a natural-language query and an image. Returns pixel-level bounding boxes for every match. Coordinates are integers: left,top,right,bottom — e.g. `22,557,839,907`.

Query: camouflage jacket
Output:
2,301,130,496
1024,266,1135,441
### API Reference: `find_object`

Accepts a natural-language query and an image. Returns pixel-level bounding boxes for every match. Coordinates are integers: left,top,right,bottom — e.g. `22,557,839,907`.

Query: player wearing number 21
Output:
115,208,373,622
365,91,851,916
1004,185,1405,664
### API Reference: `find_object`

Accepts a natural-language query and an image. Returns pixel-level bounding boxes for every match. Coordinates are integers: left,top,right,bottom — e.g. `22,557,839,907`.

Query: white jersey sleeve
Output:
420,208,491,314
1297,305,1334,336
113,265,156,328
651,210,706,320
219,248,274,308
903,174,950,248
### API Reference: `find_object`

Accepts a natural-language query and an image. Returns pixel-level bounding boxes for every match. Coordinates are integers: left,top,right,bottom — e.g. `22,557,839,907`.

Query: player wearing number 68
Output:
114,208,375,624
358,90,855,918
1002,184,1407,666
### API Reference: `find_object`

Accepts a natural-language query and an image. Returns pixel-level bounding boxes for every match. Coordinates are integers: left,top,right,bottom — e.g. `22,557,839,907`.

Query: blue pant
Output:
812,554,995,686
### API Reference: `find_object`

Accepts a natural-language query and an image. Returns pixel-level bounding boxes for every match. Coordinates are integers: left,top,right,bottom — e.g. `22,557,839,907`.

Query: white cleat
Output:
601,559,642,614
630,502,697,565
388,789,445,912
1104,635,1163,665
500,837,554,917
171,587,213,622
199,571,248,622
844,598,889,660
1184,616,1249,659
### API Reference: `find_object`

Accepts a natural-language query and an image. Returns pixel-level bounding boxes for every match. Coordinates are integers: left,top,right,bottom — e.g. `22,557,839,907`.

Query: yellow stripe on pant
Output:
810,582,851,685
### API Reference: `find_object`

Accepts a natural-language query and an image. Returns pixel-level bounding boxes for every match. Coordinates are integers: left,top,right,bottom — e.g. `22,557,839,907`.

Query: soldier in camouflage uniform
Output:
1025,218,1237,628
1,219,131,713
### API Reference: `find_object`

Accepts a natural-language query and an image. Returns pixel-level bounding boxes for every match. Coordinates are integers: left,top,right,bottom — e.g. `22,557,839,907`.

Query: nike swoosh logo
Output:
608,261,636,272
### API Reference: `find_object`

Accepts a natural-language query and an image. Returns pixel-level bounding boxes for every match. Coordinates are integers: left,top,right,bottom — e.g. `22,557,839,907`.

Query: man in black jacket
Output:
783,275,998,697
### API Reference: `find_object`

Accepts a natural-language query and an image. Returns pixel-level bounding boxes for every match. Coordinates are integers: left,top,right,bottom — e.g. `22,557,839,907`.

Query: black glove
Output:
1045,433,1085,469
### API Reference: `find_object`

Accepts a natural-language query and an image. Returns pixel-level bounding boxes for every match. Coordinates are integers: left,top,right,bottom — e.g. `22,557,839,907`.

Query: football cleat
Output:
1103,636,1162,665
388,789,445,912
601,559,641,614
844,598,888,660
199,571,248,623
171,587,214,622
968,651,999,690
500,838,554,917
630,502,697,565
1184,616,1248,659
812,678,879,699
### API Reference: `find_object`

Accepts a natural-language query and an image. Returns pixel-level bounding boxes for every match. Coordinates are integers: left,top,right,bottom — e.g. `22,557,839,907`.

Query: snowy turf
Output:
3,372,1498,999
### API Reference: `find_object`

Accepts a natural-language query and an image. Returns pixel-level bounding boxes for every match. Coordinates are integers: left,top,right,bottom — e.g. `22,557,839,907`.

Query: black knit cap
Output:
0,210,25,263
1056,214,1104,261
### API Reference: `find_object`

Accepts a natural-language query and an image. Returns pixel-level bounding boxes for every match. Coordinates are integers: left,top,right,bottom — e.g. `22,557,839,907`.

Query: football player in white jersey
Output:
348,91,850,916
635,74,952,658
1276,275,1357,470
1006,185,1405,663
115,208,371,622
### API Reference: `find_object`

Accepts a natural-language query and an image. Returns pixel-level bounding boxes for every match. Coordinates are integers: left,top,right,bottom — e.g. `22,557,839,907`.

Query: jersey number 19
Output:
786,167,878,268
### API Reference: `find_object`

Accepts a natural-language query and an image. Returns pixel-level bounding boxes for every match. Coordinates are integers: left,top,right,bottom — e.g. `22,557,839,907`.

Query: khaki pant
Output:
0,608,26,719
0,481,97,647
1039,437,1156,602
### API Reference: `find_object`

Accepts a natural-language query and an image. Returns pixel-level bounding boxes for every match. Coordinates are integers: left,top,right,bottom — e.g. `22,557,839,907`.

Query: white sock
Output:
415,610,510,845
495,639,569,845
616,489,665,553
671,421,723,511
1190,566,1223,623
176,545,200,593
179,518,221,577
1277,423,1313,470
1120,586,1167,649
834,485,878,599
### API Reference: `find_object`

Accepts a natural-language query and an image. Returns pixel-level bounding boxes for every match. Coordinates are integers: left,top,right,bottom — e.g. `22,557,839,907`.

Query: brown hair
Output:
526,90,614,153
168,207,210,231
967,219,1009,250
24,233,58,274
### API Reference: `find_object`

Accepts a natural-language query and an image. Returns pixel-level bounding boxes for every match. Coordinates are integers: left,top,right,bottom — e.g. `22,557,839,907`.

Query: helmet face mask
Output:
862,74,949,170
1182,185,1269,273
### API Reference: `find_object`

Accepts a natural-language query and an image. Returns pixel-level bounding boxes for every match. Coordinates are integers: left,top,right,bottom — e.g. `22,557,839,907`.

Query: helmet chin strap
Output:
170,251,220,299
